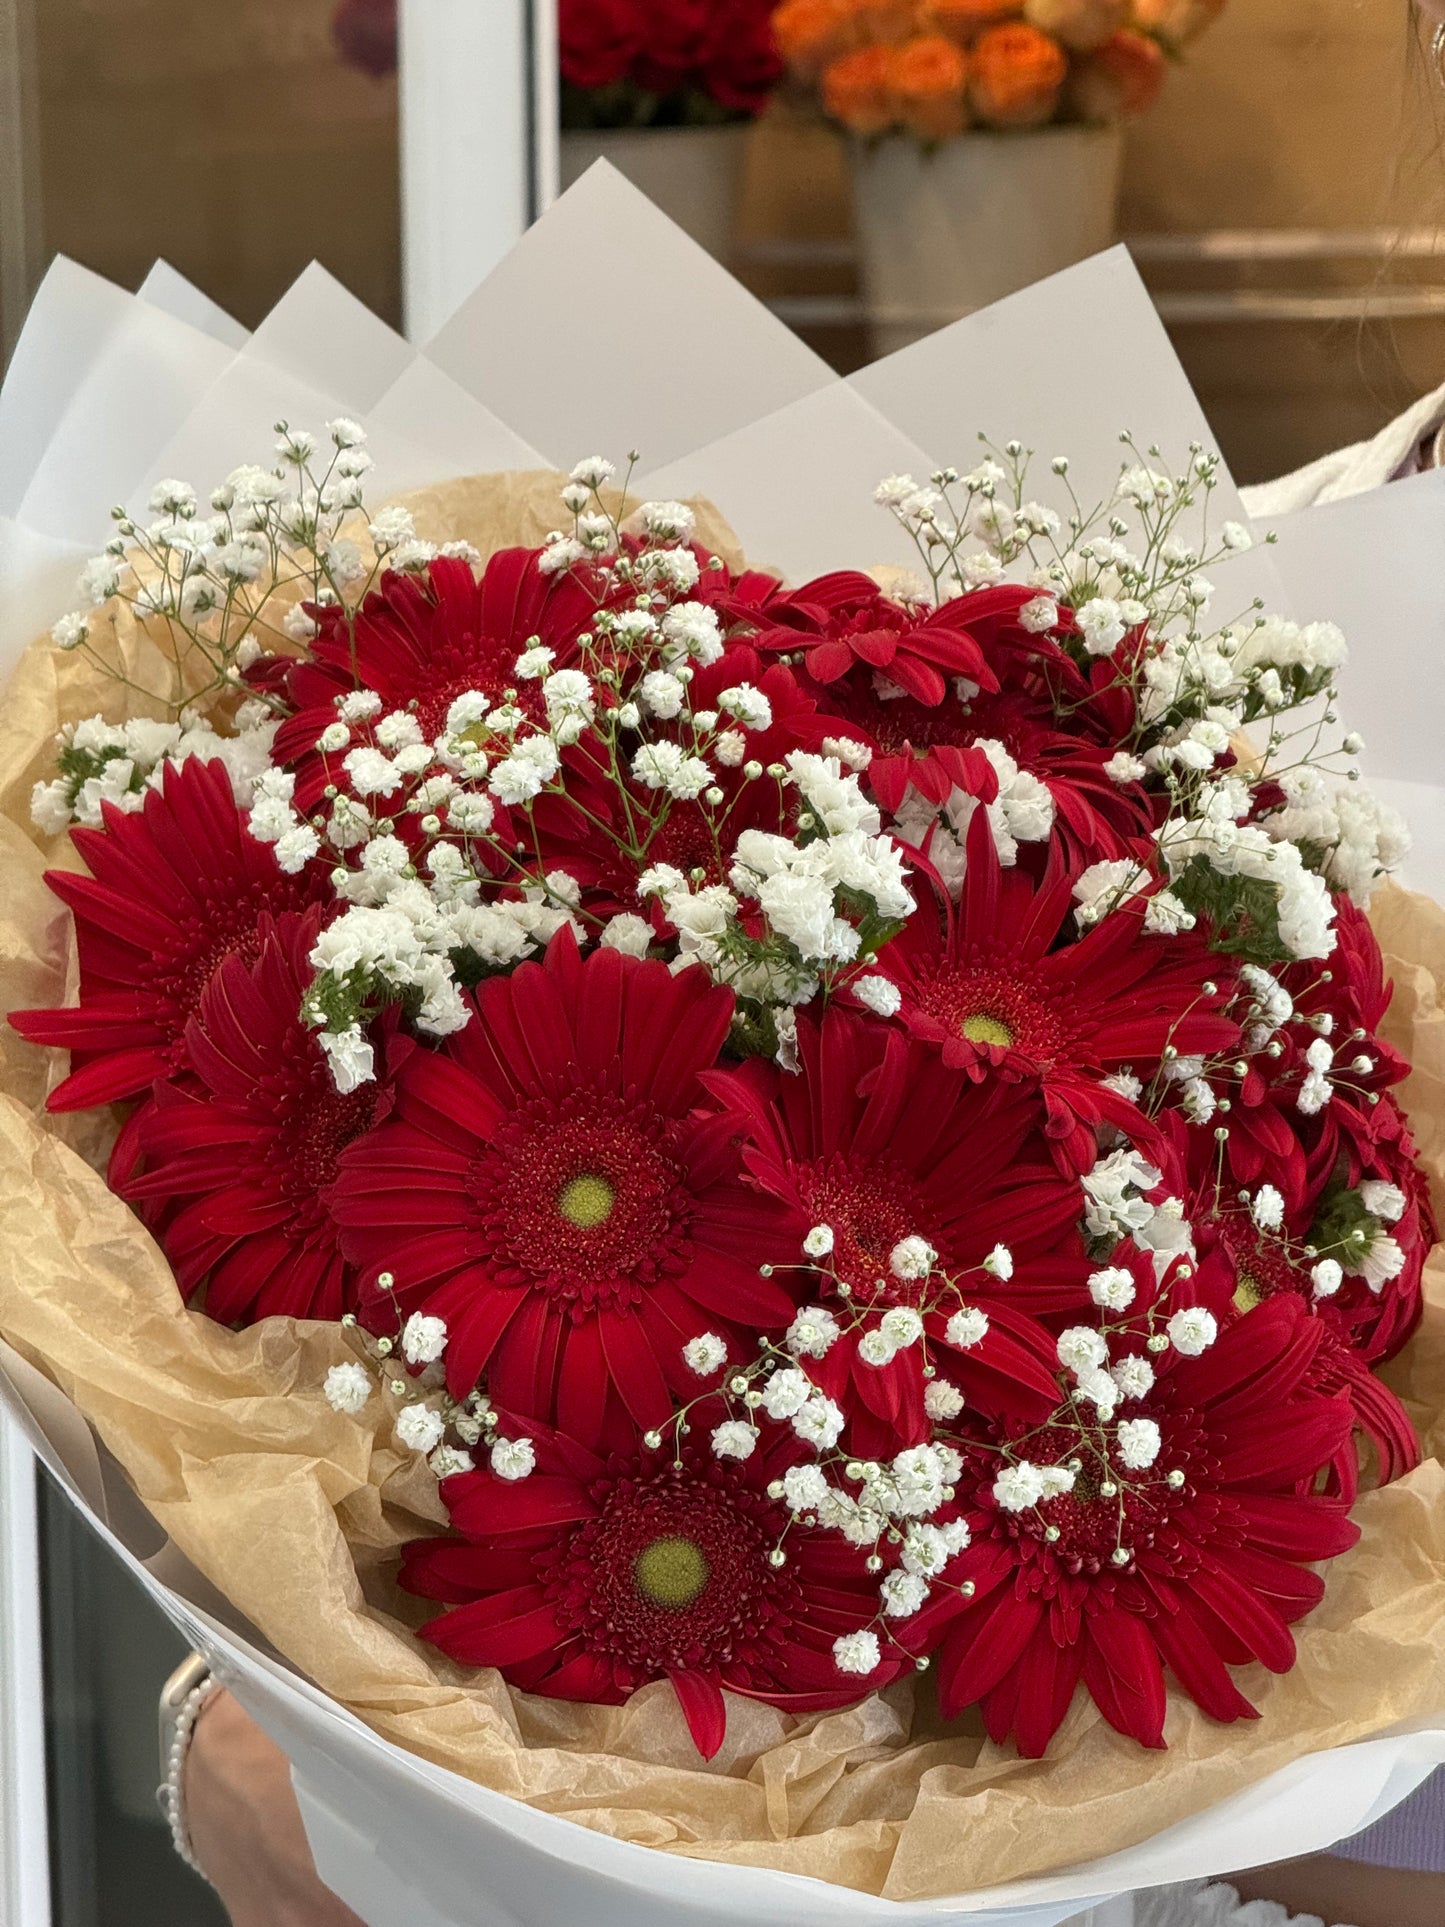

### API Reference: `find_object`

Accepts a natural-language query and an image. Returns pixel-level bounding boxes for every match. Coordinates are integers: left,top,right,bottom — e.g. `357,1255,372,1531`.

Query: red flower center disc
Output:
794,1151,933,1306
544,1467,790,1673
468,1081,694,1308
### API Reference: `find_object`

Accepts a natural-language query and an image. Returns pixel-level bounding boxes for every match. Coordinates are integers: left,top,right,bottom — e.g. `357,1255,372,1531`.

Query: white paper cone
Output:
1260,469,1445,902
137,262,251,350
423,164,835,470
637,383,937,582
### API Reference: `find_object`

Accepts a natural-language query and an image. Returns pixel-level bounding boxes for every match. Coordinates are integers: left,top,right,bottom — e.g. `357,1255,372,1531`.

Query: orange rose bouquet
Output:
772,0,1220,140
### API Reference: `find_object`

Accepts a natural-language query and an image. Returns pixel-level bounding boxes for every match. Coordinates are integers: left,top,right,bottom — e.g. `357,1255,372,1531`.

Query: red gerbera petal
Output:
865,812,1238,1174
934,1297,1358,1754
401,1413,909,1758
121,907,403,1322
332,930,798,1428
9,757,326,1116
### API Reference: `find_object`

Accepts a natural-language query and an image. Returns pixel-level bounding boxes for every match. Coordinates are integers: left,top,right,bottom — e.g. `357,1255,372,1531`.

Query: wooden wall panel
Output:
33,0,401,329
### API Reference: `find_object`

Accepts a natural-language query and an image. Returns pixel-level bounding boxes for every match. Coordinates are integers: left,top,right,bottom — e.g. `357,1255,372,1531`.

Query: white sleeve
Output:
1240,379,1445,519
1134,1883,1346,1927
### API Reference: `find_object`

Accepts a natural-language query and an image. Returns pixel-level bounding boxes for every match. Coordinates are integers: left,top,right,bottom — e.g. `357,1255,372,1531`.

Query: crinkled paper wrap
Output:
1,474,1444,1903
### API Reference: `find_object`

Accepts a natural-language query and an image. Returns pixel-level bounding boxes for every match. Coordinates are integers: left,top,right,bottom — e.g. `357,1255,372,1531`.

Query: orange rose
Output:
856,0,926,43
1069,26,1165,118
968,22,1068,124
773,0,860,81
1022,0,1127,52
822,43,902,133
1130,0,1226,46
891,32,970,140
929,0,1023,45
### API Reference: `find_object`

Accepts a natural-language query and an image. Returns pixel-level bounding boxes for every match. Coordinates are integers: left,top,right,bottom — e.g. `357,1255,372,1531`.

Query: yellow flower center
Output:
1233,1272,1264,1313
961,1012,1014,1048
634,1535,711,1609
557,1173,617,1229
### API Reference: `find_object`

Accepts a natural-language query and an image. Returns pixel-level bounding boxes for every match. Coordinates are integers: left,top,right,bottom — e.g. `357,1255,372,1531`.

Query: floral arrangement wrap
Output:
6,408,1440,1797
772,0,1227,141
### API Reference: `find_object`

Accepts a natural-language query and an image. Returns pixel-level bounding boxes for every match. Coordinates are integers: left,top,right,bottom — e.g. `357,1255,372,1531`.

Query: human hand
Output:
183,1689,366,1927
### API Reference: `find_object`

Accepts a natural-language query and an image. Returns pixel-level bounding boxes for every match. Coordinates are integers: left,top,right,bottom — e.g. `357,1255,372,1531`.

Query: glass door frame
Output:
398,0,559,342
1,1415,52,1927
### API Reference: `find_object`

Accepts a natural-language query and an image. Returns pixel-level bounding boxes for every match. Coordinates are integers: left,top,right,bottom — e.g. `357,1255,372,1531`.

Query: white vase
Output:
559,125,750,262
850,123,1125,356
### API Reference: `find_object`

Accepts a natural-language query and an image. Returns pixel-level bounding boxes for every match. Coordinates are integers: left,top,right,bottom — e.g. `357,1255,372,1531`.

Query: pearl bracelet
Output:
157,1668,219,1880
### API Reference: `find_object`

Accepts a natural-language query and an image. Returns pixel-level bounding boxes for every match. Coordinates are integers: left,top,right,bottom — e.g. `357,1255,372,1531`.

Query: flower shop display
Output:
8,413,1436,1777
556,0,783,259
772,0,1230,348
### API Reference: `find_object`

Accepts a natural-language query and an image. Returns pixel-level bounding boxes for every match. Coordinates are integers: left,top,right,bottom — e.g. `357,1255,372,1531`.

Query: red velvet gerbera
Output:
1205,1211,1420,1497
9,757,324,1126
709,1006,1083,1451
257,552,598,813
935,1295,1359,1755
747,571,1000,705
121,909,403,1323
532,641,815,920
790,678,1157,866
331,931,797,1431
868,812,1238,1173
400,1415,910,1759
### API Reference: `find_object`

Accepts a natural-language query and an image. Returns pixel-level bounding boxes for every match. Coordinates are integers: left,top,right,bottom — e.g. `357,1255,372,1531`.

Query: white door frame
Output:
398,0,559,343
0,1413,52,1927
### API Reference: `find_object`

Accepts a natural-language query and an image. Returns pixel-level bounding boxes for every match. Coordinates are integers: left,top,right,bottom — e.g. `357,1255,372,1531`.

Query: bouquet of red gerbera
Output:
559,0,783,127
10,428,1434,1770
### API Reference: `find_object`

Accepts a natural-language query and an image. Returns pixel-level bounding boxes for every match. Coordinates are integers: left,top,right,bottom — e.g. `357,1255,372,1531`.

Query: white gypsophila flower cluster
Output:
52,421,431,718
872,439,1402,969
645,750,915,1013
31,709,280,833
891,735,1054,898
202,455,931,1083
1258,767,1411,910
323,1307,502,1484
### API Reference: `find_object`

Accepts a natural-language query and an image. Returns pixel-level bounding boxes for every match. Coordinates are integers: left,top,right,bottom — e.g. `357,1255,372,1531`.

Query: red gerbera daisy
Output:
399,1415,911,1759
708,1006,1084,1452
934,1295,1359,1755
257,552,598,814
331,930,797,1432
867,811,1239,1173
1214,897,1407,1208
9,757,324,1125
531,641,815,920
790,677,1157,866
120,909,405,1323
1184,1186,1420,1497
746,571,1000,706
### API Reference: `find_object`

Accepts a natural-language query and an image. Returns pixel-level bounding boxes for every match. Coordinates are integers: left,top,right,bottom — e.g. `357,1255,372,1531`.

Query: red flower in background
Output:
709,1006,1084,1450
558,0,780,111
559,0,646,90
332,931,797,1434
331,0,397,79
868,812,1238,1173
121,910,405,1324
401,1416,909,1759
935,1296,1359,1755
9,758,324,1143
703,0,784,114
